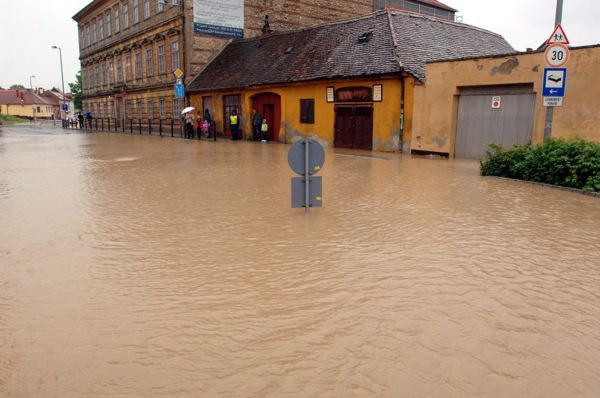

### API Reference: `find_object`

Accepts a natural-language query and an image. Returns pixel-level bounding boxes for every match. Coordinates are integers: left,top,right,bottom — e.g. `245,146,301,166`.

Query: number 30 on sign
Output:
544,44,570,67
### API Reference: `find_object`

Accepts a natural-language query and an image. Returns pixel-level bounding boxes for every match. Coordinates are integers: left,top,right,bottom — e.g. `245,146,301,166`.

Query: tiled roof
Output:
188,9,514,91
390,11,515,81
0,89,54,106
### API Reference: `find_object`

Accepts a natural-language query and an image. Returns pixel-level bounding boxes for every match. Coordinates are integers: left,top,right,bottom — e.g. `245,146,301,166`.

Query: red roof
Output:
0,89,54,106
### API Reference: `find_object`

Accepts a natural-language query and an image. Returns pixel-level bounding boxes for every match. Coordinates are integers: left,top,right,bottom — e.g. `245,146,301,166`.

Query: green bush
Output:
480,138,600,193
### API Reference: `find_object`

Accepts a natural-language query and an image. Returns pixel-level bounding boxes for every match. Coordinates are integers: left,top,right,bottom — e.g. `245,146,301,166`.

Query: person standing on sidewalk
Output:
260,118,268,142
251,109,262,141
229,110,239,140
196,114,203,138
202,118,210,138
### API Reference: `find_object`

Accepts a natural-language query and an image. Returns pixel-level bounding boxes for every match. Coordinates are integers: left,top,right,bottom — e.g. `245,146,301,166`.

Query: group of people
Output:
73,112,92,129
184,108,269,141
226,108,269,141
184,108,211,138
251,109,269,142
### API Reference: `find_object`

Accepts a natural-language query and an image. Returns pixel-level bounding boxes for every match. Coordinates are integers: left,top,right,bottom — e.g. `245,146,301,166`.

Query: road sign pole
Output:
544,0,565,142
304,140,310,213
288,138,325,211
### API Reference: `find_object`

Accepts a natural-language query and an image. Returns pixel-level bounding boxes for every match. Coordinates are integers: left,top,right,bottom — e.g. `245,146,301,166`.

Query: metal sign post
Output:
288,139,325,213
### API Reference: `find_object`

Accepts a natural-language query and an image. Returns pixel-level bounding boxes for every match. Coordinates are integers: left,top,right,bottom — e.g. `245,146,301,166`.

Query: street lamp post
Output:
29,75,36,123
51,46,67,127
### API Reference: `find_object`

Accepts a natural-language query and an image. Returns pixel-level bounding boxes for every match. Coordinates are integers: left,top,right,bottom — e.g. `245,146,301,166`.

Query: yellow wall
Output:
412,45,600,156
190,77,407,151
0,103,53,118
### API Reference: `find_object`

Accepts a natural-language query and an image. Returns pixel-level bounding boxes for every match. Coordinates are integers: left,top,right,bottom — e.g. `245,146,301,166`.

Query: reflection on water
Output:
1,125,600,397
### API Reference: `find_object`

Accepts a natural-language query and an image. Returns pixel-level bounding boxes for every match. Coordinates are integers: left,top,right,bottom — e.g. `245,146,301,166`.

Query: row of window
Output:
83,40,179,89
79,0,179,49
86,98,182,120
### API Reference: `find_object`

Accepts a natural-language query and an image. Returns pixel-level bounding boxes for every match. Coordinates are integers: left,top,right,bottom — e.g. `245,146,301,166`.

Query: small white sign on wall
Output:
491,96,501,109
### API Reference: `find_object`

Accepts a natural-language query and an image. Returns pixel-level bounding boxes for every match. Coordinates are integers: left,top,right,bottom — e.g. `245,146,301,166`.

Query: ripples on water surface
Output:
1,127,599,397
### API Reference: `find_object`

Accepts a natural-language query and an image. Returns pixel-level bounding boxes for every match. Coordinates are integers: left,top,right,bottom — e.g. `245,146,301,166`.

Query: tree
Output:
69,72,82,110
10,84,25,89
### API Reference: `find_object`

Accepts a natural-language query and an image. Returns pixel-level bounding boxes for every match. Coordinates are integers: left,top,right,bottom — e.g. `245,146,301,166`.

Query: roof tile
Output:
188,9,514,91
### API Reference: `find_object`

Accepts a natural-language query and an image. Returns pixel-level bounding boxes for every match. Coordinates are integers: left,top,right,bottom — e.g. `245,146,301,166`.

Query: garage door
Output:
455,84,535,159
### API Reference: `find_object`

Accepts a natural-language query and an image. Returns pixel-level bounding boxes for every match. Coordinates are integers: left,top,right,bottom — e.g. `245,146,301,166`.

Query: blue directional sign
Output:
62,103,68,111
542,68,567,97
174,83,185,99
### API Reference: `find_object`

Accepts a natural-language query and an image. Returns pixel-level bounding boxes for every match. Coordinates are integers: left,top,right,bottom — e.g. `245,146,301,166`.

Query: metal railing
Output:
373,0,455,21
64,117,219,141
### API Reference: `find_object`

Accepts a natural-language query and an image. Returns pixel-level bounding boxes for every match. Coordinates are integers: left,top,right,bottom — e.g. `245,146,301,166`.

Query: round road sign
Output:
544,43,570,67
288,139,325,176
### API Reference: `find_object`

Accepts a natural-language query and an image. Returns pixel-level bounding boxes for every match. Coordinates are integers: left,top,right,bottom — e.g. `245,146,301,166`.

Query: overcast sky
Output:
1,0,599,91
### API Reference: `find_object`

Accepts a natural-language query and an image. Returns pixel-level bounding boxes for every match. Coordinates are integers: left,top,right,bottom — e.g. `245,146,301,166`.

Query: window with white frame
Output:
116,58,123,82
123,4,129,29
125,55,132,81
92,21,97,43
135,52,142,79
144,0,150,19
159,98,166,119
126,101,133,119
147,100,154,119
85,25,90,47
99,17,104,39
172,98,180,116
158,44,165,74
107,13,112,36
108,61,113,84
133,0,139,24
171,0,178,4
171,40,179,71
137,100,142,119
157,0,164,13
146,48,153,77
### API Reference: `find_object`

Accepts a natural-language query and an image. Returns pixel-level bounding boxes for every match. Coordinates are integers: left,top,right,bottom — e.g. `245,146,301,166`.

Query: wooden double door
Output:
334,105,373,150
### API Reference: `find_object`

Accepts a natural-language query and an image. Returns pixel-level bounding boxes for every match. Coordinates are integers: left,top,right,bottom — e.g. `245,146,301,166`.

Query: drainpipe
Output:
181,0,187,109
400,76,405,152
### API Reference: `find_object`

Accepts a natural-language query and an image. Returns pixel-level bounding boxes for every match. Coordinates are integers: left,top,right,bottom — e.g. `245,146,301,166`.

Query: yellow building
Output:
0,89,54,119
188,9,514,151
412,44,600,158
73,0,376,124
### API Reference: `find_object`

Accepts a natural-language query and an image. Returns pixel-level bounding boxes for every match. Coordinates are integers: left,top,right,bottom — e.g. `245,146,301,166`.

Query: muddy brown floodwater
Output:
1,123,599,397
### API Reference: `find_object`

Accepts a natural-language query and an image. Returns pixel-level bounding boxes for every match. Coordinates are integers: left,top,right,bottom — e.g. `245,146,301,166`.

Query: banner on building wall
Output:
194,0,244,39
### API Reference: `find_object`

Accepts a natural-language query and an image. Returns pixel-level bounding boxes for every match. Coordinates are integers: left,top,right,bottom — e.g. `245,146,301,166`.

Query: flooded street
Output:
1,123,600,397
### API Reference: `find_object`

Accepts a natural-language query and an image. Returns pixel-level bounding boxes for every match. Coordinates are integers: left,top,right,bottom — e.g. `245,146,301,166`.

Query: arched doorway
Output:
251,93,281,142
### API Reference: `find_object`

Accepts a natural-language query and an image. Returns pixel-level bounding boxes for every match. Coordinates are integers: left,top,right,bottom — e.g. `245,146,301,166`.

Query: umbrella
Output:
181,106,195,115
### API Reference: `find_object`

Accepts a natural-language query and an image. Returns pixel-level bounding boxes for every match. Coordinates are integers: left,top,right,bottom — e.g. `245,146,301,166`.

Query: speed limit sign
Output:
544,43,570,67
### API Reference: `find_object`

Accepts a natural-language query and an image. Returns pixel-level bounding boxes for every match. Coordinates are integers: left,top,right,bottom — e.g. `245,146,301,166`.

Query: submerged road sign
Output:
288,138,325,212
